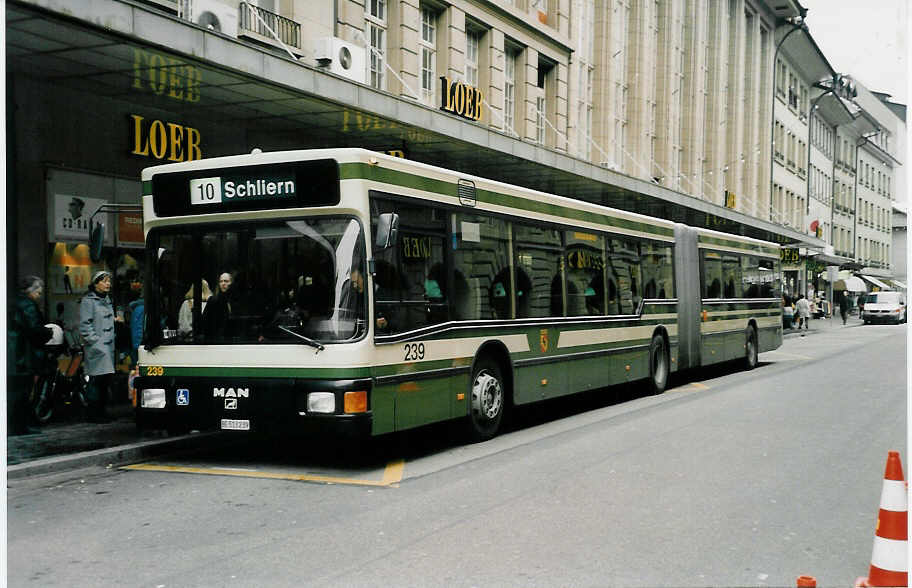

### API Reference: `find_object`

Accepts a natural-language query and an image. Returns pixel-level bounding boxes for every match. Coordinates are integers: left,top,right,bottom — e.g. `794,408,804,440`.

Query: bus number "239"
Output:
404,343,425,361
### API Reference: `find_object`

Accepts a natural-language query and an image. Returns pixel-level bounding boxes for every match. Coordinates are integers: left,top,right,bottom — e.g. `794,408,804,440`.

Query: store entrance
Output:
46,168,143,378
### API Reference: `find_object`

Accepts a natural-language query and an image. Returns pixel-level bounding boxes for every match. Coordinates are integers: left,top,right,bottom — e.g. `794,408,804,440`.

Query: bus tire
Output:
744,326,758,370
467,357,506,442
647,333,669,395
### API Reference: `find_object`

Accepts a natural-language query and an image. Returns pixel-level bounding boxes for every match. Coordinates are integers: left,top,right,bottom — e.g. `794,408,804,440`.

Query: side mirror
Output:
89,221,105,262
375,213,399,251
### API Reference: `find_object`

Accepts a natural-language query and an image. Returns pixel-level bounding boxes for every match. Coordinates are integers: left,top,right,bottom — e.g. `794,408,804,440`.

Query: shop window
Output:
45,170,142,370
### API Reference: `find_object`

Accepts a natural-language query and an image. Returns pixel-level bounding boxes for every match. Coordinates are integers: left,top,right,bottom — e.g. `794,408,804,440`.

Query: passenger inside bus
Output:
178,280,211,337
707,278,722,298
201,271,233,339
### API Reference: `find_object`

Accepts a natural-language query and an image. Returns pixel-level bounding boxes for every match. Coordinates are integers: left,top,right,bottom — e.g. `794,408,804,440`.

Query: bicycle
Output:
31,329,89,423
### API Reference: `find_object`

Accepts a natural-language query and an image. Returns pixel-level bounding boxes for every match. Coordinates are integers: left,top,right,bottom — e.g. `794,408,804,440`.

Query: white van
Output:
861,291,906,324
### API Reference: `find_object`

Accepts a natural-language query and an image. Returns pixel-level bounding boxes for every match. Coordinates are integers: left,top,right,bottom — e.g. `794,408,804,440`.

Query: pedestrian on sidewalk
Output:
838,292,849,325
79,270,123,423
796,295,811,331
7,276,53,435
782,294,795,329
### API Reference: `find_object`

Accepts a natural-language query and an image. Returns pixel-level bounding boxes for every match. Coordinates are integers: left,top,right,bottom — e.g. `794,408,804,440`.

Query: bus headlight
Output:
307,392,335,414
141,388,166,409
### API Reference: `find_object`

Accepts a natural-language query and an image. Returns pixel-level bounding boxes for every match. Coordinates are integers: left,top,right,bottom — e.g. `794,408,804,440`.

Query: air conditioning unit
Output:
314,37,367,84
191,0,238,37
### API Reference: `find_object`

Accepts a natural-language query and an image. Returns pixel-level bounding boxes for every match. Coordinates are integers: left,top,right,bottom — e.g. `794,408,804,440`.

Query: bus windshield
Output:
150,216,366,346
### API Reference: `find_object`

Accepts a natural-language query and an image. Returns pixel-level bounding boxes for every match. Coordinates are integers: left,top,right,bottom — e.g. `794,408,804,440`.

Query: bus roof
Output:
143,148,780,252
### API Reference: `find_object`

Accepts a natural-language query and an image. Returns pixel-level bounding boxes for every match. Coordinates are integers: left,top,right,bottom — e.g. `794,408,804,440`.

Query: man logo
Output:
225,398,237,410
213,387,249,398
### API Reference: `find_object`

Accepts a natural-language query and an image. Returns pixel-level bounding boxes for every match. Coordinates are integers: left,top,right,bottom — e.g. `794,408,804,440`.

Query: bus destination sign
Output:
190,173,296,206
151,159,340,217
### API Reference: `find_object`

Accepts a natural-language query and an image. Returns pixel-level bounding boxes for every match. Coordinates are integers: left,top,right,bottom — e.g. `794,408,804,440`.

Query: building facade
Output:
5,0,905,352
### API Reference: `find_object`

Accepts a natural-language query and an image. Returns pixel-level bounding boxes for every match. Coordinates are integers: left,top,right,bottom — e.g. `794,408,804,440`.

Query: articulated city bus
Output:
133,148,782,440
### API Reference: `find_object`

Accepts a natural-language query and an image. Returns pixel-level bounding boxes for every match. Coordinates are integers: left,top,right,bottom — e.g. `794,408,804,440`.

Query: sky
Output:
800,0,908,105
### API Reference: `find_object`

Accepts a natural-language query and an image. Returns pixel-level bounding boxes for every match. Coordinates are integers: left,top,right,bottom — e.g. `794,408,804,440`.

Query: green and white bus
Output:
134,148,782,440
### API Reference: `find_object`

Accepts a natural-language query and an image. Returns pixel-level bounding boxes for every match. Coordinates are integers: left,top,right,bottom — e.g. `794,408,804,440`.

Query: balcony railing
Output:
238,2,301,52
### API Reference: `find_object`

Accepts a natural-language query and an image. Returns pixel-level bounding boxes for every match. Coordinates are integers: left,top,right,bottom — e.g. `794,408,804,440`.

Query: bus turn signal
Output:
344,391,368,414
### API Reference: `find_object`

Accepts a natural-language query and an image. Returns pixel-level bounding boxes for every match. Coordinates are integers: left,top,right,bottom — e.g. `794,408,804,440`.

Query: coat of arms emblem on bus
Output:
540,329,549,353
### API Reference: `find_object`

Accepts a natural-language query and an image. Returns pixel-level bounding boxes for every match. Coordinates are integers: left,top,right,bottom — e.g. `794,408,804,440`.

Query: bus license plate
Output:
221,418,250,431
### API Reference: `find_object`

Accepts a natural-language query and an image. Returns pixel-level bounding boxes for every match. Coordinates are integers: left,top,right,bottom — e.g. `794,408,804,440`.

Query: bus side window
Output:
722,254,742,299
514,268,532,318
641,242,674,300
607,237,641,314
513,224,563,318
452,213,510,320
564,230,605,317
490,269,512,319
702,251,723,299
370,195,449,333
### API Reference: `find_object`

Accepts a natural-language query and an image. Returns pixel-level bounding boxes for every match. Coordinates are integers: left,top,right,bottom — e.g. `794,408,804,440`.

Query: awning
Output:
888,280,906,290
810,252,854,266
861,275,891,290
834,277,867,292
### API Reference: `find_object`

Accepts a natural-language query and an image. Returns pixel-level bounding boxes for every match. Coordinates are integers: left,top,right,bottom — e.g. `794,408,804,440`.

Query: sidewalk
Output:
783,312,863,338
6,399,220,480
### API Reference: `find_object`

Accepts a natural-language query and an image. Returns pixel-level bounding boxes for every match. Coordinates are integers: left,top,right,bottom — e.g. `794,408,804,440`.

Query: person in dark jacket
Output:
8,276,53,435
79,270,123,422
839,291,849,325
202,272,233,340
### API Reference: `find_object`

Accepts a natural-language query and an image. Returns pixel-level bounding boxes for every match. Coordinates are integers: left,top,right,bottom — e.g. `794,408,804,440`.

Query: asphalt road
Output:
7,322,906,587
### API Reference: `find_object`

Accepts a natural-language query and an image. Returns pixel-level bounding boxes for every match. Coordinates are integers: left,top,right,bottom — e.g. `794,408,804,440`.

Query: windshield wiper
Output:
277,325,325,352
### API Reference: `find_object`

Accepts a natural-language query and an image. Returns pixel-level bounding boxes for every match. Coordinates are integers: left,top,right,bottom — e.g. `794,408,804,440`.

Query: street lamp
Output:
769,15,809,223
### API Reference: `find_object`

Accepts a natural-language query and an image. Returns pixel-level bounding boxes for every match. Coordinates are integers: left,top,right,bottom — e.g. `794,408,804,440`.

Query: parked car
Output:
861,291,906,324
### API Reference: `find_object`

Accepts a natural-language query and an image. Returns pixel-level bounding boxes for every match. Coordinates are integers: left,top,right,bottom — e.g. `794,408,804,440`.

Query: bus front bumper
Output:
134,376,373,438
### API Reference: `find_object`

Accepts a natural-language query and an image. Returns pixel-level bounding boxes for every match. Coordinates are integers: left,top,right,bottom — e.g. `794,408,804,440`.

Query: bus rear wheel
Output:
647,334,668,395
467,358,505,442
744,326,758,370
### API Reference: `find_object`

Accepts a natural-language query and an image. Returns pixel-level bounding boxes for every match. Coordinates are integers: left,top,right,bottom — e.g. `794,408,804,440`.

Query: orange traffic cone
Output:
796,575,816,587
856,451,908,587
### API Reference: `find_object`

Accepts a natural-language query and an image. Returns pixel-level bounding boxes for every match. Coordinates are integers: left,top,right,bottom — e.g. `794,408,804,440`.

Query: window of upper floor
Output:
419,5,440,105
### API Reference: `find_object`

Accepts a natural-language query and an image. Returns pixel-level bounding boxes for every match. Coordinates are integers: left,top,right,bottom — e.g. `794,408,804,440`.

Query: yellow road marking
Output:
667,381,709,393
122,459,406,487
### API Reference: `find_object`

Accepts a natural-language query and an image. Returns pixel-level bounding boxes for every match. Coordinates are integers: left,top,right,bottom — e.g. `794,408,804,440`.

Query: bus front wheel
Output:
467,358,505,442
647,334,669,395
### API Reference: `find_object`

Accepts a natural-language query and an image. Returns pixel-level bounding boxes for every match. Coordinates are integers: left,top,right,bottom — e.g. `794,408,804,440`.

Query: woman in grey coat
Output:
80,270,123,422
